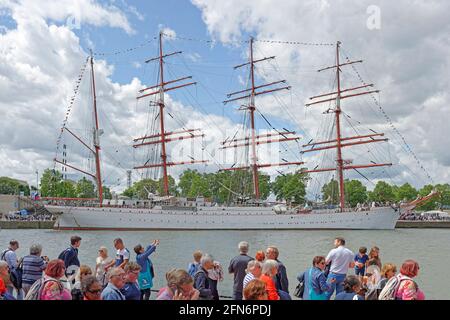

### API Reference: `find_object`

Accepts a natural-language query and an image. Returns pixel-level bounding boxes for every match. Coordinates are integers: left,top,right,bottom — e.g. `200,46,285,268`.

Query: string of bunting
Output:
345,55,434,184
93,37,158,57
54,56,90,169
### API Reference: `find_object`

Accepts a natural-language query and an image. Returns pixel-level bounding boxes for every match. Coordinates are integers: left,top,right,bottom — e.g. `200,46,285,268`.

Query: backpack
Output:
378,275,412,300
1,249,23,289
24,278,60,300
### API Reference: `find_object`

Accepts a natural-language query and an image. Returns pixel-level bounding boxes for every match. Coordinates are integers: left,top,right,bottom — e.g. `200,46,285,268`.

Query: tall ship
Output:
45,34,404,230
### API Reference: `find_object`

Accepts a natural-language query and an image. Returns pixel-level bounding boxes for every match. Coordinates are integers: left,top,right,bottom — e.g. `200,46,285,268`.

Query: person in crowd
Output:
297,256,334,300
208,260,223,300
243,260,262,290
71,265,93,300
266,245,290,299
255,250,265,262
0,261,12,295
368,246,382,269
95,246,113,288
109,238,130,269
354,247,369,277
40,259,72,300
0,276,15,300
120,262,142,300
21,244,49,295
378,263,397,293
1,239,22,299
156,268,200,300
101,267,126,300
394,260,425,300
188,250,203,277
325,237,355,299
335,275,364,300
243,279,268,300
362,262,382,300
58,235,82,282
81,275,103,300
194,254,215,300
260,259,280,300
228,241,254,300
135,239,159,300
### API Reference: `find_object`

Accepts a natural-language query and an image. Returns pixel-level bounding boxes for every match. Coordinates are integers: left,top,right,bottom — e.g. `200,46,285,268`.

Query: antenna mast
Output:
303,41,392,211
134,32,207,196
221,37,303,200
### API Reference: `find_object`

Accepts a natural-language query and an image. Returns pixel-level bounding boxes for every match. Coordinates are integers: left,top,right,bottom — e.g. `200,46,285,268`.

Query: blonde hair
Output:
76,265,93,282
262,259,278,275
381,263,397,277
124,261,141,273
99,246,108,256
165,269,193,288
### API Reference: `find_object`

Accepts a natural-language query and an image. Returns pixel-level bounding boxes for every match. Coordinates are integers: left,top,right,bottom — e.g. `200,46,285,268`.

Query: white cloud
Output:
192,0,450,189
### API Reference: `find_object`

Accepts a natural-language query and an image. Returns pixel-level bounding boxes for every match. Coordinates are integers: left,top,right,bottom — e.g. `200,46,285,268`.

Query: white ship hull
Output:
46,205,400,230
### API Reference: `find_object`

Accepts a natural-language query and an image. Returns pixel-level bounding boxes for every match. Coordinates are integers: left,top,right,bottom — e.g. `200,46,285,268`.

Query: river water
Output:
1,228,449,299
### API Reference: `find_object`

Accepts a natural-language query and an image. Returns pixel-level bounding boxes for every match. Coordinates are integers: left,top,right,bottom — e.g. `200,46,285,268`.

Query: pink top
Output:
40,277,72,300
395,275,425,300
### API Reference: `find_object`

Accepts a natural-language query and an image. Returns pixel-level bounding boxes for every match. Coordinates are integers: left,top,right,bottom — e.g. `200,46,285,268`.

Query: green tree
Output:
272,171,308,205
394,183,417,202
103,186,112,200
368,181,395,204
322,179,339,204
40,169,63,197
344,180,368,207
76,177,96,198
178,169,210,197
0,177,30,196
58,180,76,198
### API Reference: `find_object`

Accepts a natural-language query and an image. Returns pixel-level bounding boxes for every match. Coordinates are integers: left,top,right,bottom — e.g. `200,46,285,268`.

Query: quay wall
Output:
396,220,450,228
0,220,55,229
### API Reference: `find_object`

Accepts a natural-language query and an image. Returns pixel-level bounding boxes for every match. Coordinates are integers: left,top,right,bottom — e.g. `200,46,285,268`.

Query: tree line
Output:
3,168,448,210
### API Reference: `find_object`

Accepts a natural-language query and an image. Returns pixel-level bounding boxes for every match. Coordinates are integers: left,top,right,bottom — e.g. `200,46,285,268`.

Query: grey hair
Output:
238,241,249,254
107,267,124,280
246,260,262,273
200,254,214,266
0,260,8,269
30,244,42,255
262,259,278,275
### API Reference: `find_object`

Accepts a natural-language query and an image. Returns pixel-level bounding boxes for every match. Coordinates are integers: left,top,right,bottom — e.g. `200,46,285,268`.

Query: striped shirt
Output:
243,273,256,289
22,255,47,285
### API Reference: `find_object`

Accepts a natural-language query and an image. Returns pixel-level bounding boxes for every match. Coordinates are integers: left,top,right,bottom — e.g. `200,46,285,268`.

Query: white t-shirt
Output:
115,248,130,266
326,246,354,274
96,256,114,284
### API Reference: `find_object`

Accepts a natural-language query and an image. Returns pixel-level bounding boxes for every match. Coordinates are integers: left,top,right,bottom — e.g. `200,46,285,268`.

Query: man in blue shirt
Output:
101,268,126,300
120,262,142,300
58,236,81,280
1,240,22,299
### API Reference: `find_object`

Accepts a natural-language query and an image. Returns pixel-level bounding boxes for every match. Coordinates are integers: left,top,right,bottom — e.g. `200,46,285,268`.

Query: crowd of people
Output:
0,236,425,301
1,212,56,221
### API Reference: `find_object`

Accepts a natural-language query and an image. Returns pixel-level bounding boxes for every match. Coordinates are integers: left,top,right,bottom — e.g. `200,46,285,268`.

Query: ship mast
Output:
54,52,104,206
134,32,207,196
221,37,304,200
303,41,392,211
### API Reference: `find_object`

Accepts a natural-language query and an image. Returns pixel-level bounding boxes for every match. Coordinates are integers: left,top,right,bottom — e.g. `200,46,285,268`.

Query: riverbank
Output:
395,220,450,228
0,220,55,229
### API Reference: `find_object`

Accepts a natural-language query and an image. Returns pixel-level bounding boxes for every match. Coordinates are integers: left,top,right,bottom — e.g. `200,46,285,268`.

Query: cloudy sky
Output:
0,0,449,198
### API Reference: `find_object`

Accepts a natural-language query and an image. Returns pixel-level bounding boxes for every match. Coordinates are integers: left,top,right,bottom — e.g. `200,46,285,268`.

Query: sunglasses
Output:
88,289,102,294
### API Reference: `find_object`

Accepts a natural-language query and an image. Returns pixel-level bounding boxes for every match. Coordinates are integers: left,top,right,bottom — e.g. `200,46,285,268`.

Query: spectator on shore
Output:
243,279,268,300
40,259,72,300
228,241,254,300
58,236,81,281
1,240,22,299
101,268,126,300
368,246,382,269
335,275,364,300
378,263,397,294
81,276,102,300
297,256,334,300
121,262,142,300
354,247,369,277
0,276,15,300
260,259,280,300
0,261,12,292
71,265,93,300
243,260,262,290
208,260,223,300
156,269,199,300
110,238,130,269
135,240,159,300
95,246,113,288
194,254,215,300
325,237,355,300
266,245,290,299
394,260,425,300
187,250,202,277
22,244,48,295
